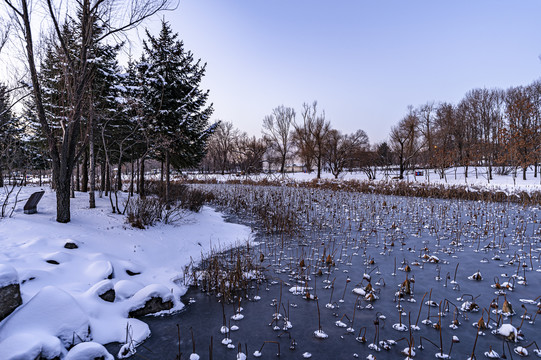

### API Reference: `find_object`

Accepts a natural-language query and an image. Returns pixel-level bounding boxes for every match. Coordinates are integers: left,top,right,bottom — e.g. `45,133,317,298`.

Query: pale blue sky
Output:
155,0,541,143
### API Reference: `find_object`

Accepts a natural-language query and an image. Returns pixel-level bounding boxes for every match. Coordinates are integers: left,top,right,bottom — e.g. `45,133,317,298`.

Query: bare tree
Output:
461,88,503,181
432,102,457,179
262,105,295,174
206,121,239,174
325,129,369,179
504,86,537,180
237,134,266,174
417,101,435,172
292,103,316,173
526,80,541,177
292,101,330,178
4,0,174,222
390,108,423,179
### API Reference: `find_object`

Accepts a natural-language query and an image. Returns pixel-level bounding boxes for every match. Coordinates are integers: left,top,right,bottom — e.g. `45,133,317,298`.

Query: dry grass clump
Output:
185,245,265,303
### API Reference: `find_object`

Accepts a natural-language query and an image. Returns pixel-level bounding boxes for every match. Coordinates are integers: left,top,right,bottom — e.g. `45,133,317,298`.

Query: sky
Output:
2,1,541,144
147,0,541,144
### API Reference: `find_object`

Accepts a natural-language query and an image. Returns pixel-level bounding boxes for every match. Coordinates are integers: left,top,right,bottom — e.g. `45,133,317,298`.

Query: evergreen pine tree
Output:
140,20,216,204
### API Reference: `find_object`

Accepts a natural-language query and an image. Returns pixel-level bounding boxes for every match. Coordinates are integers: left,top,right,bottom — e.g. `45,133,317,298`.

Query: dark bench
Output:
24,191,45,214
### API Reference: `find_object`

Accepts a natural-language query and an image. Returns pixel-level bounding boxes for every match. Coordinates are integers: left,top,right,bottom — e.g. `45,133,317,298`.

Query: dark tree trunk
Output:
70,173,75,198
165,150,170,209
75,162,80,191
139,157,145,198
81,148,88,192
280,154,286,173
105,162,110,196
55,163,72,223
117,162,122,192
523,167,527,181
129,155,134,196
160,159,164,191
100,161,106,196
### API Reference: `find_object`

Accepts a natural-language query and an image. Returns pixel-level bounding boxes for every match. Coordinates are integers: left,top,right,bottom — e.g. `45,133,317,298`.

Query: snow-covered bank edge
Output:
188,174,541,205
0,187,252,359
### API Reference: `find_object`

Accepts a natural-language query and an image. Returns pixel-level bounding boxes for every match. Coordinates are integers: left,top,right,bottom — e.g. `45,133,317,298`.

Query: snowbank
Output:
0,187,251,359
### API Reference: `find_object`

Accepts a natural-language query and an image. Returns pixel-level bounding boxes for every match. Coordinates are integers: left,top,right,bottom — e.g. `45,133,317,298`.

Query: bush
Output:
145,181,214,213
125,184,215,228
126,197,164,229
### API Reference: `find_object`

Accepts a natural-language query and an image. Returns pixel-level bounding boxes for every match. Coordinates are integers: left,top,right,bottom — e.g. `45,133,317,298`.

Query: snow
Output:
0,286,91,348
0,187,251,359
495,323,518,341
65,342,114,360
186,166,541,195
0,264,18,287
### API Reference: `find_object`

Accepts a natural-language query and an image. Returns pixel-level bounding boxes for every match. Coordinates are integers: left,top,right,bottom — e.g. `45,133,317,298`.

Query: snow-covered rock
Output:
65,341,114,360
0,332,64,360
114,280,144,300
0,286,91,350
126,284,174,317
0,264,19,287
0,264,22,321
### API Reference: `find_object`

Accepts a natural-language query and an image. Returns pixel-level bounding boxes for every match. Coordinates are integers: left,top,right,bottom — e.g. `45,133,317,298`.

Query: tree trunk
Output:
75,162,80,191
89,136,95,207
523,167,527,181
82,148,88,192
117,162,122,192
139,157,145,198
165,150,170,209
317,155,322,179
129,156,134,196
70,173,75,198
105,162,110,196
100,161,106,197
55,163,71,223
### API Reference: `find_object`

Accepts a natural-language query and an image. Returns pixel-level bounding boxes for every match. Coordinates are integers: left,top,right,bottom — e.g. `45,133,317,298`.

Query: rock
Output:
0,284,22,321
46,259,60,265
129,297,173,317
64,242,79,249
127,284,174,317
128,297,173,317
99,289,115,303
85,280,115,302
0,264,22,321
125,269,141,276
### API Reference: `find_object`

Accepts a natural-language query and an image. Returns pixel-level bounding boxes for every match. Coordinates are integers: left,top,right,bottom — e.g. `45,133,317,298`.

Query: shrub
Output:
126,197,164,229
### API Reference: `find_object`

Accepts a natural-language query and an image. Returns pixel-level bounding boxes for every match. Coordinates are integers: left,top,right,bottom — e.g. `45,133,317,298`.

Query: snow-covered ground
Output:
188,166,541,192
0,187,251,359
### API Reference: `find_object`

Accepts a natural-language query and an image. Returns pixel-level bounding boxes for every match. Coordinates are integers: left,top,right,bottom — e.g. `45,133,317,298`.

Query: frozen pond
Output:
108,184,541,359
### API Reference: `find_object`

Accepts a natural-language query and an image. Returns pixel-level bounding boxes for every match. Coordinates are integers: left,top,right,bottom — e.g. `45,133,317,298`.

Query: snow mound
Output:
85,260,114,281
65,341,114,360
0,332,64,360
0,286,91,348
126,284,174,313
0,264,18,287
114,279,144,300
